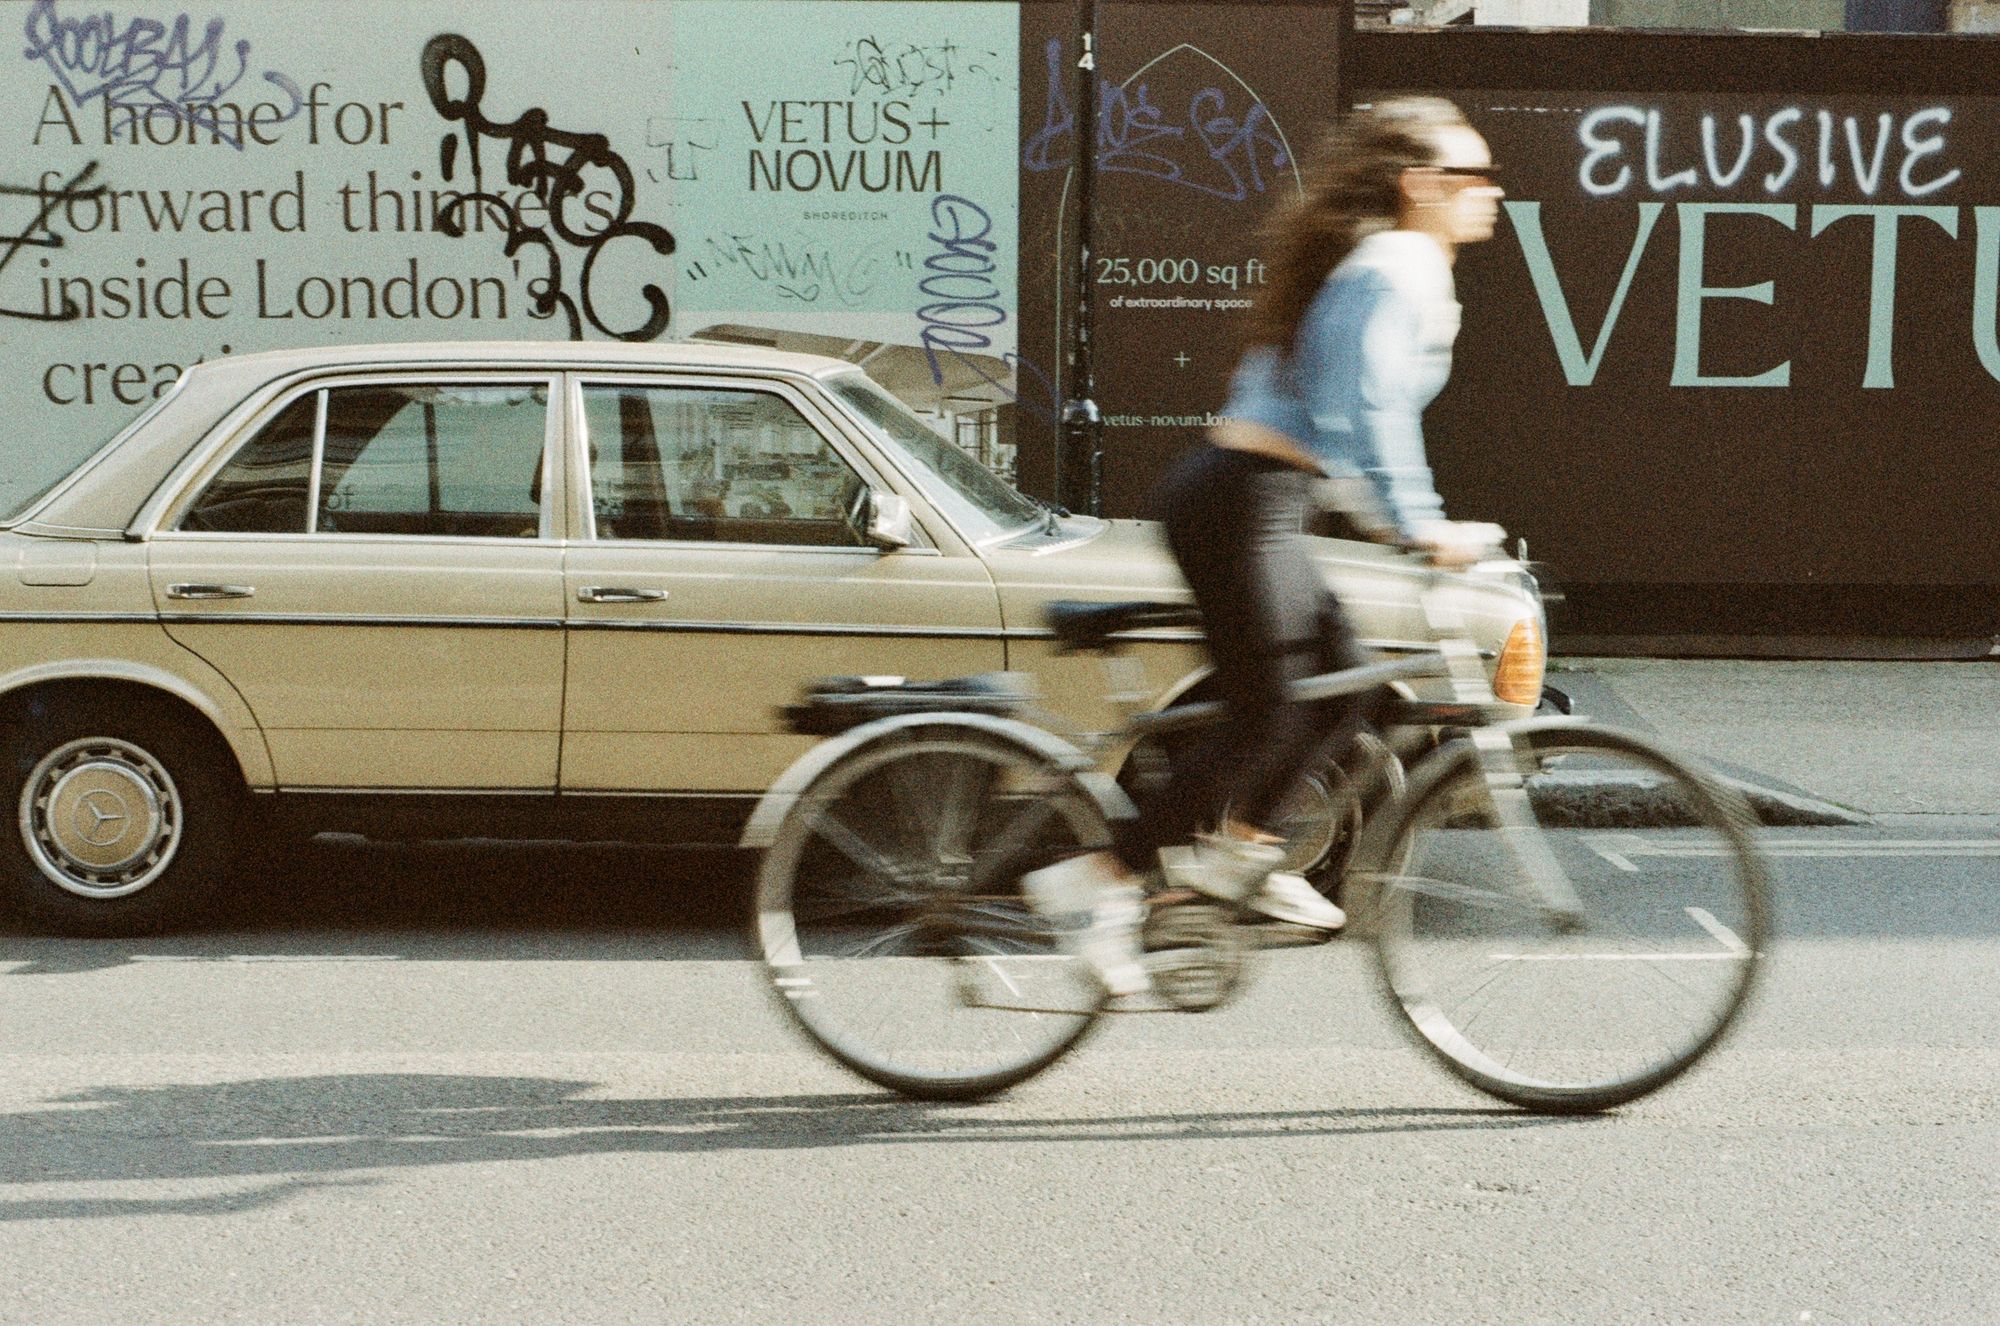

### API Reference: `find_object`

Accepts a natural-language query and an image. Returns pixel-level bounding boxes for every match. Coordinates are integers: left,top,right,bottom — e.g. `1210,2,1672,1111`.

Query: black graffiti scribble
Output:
419,33,675,342
21,0,303,150
832,36,1001,99
0,162,105,322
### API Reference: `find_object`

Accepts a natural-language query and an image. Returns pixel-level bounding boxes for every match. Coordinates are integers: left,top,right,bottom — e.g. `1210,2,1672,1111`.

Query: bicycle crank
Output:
1142,894,1248,1012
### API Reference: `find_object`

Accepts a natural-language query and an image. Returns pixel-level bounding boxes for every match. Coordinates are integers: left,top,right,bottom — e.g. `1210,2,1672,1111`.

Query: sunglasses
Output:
1430,163,1504,182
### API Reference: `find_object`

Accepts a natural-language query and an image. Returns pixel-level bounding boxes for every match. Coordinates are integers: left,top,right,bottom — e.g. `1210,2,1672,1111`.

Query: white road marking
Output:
129,954,404,964
1489,951,1750,962
1491,905,1755,963
1685,906,1750,955
1589,841,1640,872
1587,834,2000,865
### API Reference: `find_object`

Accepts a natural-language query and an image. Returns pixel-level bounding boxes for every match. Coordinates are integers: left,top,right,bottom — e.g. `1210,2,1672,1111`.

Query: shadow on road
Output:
0,838,758,972
0,1072,1581,1222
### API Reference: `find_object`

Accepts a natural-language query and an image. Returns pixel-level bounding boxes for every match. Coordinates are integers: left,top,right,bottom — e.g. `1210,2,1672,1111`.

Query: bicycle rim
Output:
1371,725,1770,1113
757,726,1109,1100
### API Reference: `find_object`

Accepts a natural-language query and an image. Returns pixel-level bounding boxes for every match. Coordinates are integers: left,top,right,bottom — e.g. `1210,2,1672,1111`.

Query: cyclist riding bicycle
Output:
1023,97,1510,997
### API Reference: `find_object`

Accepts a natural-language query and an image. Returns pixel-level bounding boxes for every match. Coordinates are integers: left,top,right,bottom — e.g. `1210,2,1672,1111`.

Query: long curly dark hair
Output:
1244,97,1469,353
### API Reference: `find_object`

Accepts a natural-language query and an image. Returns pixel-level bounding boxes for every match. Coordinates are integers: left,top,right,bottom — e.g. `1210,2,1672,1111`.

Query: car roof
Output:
182,338,859,379
12,339,865,535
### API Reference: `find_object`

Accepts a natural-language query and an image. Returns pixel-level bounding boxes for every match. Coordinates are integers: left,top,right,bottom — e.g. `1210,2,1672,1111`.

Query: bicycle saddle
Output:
1043,600,1203,651
781,672,1038,735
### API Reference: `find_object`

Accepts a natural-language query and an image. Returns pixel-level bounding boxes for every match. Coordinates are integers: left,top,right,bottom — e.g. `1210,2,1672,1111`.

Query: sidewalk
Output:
1549,657,2000,821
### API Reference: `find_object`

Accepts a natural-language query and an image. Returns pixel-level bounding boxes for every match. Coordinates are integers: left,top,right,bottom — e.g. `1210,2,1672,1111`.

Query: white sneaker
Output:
1158,836,1286,904
1248,871,1346,932
1159,840,1344,932
1019,855,1151,997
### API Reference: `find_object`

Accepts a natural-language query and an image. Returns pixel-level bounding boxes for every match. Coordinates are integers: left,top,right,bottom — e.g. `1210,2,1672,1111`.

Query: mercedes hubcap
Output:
20,737,182,899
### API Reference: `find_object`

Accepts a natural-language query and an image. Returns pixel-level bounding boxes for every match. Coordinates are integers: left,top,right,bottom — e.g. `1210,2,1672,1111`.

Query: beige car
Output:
0,341,1545,933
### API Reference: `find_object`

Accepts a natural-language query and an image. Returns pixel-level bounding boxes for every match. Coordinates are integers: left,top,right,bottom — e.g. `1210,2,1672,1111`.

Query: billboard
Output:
0,0,1026,503
1356,29,2000,645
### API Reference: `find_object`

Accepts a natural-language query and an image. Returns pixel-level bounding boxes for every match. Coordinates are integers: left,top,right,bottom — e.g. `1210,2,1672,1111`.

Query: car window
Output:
178,393,318,533
824,372,1042,542
580,383,869,547
319,383,548,538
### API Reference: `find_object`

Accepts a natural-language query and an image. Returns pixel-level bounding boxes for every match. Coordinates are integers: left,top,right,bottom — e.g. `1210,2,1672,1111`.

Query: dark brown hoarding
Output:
1358,29,2000,650
1014,0,1344,515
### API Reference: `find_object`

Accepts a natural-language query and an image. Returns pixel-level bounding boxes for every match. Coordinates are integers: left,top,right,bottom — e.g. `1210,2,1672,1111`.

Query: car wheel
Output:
1,703,241,934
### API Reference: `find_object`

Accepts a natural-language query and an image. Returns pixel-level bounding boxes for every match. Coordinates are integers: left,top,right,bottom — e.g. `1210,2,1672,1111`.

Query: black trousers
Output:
1113,445,1391,872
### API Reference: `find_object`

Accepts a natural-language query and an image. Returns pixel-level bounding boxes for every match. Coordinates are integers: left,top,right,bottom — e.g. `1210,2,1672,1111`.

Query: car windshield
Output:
824,373,1043,542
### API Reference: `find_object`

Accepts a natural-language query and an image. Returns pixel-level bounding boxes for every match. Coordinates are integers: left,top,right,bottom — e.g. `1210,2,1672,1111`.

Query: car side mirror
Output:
863,491,913,550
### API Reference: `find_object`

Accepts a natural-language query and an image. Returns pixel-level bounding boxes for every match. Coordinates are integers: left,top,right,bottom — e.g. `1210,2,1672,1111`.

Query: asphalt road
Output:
3,831,1997,1324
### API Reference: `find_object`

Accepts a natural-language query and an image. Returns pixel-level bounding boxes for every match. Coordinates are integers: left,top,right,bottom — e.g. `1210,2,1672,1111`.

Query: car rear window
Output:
175,381,552,539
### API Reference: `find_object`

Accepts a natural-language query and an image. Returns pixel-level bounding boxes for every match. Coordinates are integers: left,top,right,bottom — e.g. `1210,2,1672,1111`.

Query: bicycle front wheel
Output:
756,723,1111,1101
1369,723,1770,1113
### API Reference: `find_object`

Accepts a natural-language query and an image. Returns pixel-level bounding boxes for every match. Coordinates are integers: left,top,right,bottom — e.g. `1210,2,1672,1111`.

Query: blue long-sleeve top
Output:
1218,229,1459,540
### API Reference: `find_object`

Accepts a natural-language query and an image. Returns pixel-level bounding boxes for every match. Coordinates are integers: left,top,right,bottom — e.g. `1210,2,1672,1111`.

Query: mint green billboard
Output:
0,0,1019,503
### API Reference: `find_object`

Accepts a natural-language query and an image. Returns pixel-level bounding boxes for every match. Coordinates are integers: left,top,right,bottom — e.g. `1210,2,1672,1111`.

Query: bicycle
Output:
744,566,1771,1114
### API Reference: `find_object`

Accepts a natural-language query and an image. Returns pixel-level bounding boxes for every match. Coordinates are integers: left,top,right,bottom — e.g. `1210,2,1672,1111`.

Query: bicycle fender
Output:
738,711,1137,850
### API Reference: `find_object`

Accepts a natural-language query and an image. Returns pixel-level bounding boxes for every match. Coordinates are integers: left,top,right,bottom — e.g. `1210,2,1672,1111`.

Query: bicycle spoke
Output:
967,796,1064,893
805,808,918,896
932,753,995,861
886,751,943,860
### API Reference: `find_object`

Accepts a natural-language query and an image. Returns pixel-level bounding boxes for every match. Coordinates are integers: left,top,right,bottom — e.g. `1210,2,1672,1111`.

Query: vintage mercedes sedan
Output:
0,341,1545,932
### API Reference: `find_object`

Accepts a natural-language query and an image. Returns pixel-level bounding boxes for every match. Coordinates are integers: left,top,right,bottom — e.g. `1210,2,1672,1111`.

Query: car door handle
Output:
165,583,256,600
577,586,669,603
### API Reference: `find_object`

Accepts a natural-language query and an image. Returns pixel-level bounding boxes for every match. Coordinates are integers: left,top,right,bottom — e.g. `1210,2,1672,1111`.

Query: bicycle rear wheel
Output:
1368,723,1770,1113
756,723,1110,1100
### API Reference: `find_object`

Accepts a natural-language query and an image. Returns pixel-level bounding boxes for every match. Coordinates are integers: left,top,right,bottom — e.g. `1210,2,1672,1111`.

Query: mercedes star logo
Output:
73,789,130,847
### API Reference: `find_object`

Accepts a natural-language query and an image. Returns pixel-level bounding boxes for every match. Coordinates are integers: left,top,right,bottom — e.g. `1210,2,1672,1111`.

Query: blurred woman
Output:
1025,97,1507,996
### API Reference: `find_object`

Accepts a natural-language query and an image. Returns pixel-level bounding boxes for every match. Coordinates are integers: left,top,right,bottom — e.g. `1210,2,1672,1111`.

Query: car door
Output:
147,373,567,790
559,372,1005,793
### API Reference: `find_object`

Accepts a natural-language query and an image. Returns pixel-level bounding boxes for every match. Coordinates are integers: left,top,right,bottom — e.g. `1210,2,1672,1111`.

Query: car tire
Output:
1,700,242,935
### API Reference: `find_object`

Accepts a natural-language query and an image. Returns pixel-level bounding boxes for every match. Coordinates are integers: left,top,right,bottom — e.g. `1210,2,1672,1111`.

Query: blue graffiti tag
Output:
1021,38,1289,203
21,0,302,150
916,193,1058,423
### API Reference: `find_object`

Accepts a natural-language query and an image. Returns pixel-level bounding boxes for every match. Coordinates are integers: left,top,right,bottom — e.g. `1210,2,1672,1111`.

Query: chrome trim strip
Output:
159,613,563,630
568,618,1011,639
9,608,1438,652
0,612,160,625
0,609,1447,656
150,531,566,547
278,786,556,796
275,786,759,799
998,629,1436,654
554,790,762,800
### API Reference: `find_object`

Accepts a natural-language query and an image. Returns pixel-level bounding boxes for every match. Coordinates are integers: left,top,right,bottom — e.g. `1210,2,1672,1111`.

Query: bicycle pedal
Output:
1141,899,1247,1012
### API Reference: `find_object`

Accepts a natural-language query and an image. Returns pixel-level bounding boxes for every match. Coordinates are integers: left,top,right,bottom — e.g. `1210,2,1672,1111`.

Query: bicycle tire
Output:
1364,721,1770,1114
755,721,1111,1100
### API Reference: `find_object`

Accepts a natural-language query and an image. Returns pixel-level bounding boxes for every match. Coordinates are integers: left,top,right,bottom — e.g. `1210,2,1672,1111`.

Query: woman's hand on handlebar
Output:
1405,519,1508,569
